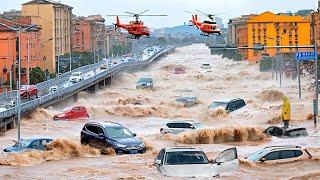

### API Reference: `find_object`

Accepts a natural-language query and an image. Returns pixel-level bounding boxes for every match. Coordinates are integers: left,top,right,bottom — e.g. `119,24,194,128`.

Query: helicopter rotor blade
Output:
139,15,167,17
138,9,150,15
124,11,136,15
106,15,133,17
195,9,208,16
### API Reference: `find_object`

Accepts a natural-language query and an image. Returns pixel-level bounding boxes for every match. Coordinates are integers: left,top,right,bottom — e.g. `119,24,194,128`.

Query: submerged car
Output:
100,64,108,70
246,146,311,164
200,63,212,72
53,106,89,121
160,120,205,134
155,147,239,177
69,71,84,83
136,77,154,89
264,126,308,138
3,137,54,153
175,96,198,107
81,121,146,155
20,85,38,99
209,98,246,112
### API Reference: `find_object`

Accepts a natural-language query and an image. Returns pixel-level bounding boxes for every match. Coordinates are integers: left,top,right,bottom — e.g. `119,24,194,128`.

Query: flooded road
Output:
1,44,320,179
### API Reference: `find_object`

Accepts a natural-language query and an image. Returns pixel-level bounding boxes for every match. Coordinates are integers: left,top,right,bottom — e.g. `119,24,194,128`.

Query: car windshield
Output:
138,78,152,83
246,149,265,161
165,151,209,165
209,102,228,108
13,139,32,147
193,123,204,129
105,126,134,139
62,107,72,112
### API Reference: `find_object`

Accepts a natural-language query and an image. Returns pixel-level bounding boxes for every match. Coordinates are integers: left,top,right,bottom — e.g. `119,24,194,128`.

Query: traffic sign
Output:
296,51,317,61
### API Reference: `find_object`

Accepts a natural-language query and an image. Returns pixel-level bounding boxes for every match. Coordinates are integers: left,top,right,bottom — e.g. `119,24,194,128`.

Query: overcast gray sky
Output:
1,0,317,28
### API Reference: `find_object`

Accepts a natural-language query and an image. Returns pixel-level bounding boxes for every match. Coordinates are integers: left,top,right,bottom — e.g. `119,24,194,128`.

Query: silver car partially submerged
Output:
155,147,239,177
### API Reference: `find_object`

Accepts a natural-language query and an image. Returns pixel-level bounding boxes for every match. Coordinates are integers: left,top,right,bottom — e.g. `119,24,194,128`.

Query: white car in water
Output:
245,145,312,164
160,120,204,135
155,147,239,177
69,72,84,83
200,62,212,72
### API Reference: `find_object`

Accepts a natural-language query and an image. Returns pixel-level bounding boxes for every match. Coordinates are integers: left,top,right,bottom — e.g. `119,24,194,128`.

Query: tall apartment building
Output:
247,11,310,62
71,15,107,58
22,0,72,74
227,15,255,60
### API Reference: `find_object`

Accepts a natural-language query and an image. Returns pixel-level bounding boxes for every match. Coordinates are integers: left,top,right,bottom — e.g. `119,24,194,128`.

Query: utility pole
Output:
27,36,30,85
17,27,21,143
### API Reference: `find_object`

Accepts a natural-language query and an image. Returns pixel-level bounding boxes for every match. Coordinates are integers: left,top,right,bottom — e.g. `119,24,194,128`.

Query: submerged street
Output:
1,44,320,179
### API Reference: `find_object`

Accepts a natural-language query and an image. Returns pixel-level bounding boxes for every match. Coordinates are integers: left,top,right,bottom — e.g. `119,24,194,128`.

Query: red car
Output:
20,85,38,99
53,106,89,121
174,67,186,74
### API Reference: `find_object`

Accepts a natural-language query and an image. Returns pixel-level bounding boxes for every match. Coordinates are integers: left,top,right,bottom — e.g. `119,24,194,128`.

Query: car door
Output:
277,150,302,163
85,125,101,148
70,107,79,119
212,147,239,175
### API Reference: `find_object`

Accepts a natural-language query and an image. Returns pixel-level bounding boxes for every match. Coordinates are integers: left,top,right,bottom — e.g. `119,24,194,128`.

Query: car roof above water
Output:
164,147,204,152
165,120,199,124
21,136,54,141
86,121,123,128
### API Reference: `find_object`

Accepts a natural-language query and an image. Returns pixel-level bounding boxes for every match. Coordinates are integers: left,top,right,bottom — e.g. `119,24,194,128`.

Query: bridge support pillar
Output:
73,93,78,102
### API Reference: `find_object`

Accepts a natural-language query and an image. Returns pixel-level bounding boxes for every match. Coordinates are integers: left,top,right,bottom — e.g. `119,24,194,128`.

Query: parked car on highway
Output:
136,77,154,89
264,126,308,138
53,106,89,121
112,60,118,65
155,147,239,177
49,86,58,93
81,121,146,155
3,137,54,153
160,120,204,135
20,85,38,99
245,146,312,164
69,71,84,83
200,63,212,72
175,96,198,107
209,98,246,112
174,67,186,74
100,64,108,70
5,100,16,109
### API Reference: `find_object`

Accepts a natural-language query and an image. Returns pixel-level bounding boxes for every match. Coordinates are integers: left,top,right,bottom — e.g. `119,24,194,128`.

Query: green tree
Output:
30,67,45,84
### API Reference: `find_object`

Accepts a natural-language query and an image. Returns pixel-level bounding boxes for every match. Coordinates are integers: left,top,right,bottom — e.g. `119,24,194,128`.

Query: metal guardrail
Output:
0,46,175,120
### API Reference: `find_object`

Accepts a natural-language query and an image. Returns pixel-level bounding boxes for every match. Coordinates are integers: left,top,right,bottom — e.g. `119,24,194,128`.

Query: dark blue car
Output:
81,121,146,155
3,137,54,153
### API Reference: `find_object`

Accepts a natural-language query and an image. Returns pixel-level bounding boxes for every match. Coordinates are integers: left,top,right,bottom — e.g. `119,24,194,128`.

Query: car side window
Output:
294,150,303,157
280,150,295,159
226,102,236,110
166,123,173,128
264,151,280,161
236,100,245,108
30,140,40,148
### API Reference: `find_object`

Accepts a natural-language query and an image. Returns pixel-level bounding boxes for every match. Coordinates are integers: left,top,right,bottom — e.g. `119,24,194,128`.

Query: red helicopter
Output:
107,10,167,39
186,10,222,36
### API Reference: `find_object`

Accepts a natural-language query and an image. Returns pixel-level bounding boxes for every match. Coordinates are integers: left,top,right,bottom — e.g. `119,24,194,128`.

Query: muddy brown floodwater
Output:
1,44,320,179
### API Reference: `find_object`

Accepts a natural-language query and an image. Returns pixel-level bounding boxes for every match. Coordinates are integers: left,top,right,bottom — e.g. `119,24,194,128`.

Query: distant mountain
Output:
153,25,200,36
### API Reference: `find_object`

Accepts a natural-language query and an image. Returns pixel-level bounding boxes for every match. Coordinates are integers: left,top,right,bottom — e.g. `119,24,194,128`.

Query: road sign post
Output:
296,51,317,101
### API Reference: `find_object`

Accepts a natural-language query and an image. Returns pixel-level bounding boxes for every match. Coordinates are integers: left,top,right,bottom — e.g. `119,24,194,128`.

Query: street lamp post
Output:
0,23,37,143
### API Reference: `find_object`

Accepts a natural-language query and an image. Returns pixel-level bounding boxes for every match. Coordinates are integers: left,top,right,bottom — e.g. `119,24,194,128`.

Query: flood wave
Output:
176,126,269,144
105,105,168,118
257,90,284,102
0,139,100,166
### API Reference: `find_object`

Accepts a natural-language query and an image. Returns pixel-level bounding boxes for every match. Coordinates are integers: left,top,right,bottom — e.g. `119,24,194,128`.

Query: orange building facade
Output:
247,12,311,62
71,18,93,52
0,17,42,88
